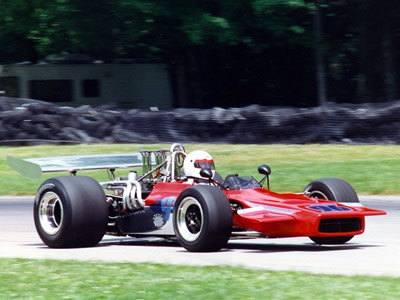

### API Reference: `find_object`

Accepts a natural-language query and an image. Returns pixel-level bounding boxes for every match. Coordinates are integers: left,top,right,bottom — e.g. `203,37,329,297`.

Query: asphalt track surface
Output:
1,195,399,276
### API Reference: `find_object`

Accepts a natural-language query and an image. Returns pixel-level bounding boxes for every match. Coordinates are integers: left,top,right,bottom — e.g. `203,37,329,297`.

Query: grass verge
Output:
1,143,399,195
0,258,399,299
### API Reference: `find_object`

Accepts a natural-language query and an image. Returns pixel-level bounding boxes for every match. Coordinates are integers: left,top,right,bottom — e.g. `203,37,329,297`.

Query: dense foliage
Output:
1,0,400,107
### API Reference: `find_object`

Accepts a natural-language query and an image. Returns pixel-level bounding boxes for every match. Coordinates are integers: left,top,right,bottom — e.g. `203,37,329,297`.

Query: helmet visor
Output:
194,159,215,170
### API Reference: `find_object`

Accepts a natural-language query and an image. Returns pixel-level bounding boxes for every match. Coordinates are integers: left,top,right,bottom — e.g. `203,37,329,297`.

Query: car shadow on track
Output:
225,241,381,253
25,236,383,253
92,236,383,253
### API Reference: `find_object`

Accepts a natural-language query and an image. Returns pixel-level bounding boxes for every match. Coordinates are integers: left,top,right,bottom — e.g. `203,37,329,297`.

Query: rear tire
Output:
304,178,358,245
173,185,232,252
34,176,108,248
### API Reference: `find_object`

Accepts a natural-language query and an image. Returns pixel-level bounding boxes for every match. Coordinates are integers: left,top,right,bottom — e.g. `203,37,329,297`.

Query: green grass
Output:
0,258,399,299
1,144,400,195
1,146,399,298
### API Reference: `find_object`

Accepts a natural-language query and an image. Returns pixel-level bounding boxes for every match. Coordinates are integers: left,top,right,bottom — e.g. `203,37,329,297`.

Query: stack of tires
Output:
1,97,400,145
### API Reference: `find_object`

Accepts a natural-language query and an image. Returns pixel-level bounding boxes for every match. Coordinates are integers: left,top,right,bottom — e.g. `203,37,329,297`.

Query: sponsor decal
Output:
238,204,297,215
153,214,165,228
308,204,352,212
150,196,176,221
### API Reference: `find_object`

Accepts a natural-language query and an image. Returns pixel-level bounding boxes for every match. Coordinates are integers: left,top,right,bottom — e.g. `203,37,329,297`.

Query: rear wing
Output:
7,143,186,180
7,153,143,180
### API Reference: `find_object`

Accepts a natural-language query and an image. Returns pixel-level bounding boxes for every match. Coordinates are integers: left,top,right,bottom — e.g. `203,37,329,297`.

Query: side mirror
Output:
200,167,213,179
258,164,271,190
258,164,271,176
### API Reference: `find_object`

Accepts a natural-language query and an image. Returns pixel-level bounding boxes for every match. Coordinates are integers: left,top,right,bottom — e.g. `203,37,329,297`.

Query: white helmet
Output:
183,150,215,178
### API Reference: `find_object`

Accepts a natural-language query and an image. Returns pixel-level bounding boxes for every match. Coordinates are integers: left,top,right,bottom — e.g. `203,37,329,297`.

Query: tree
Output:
311,0,328,106
1,0,400,107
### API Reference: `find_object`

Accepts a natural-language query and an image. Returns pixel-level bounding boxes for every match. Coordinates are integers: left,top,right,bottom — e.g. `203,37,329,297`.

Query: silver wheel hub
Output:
309,190,329,200
38,192,64,235
176,197,203,242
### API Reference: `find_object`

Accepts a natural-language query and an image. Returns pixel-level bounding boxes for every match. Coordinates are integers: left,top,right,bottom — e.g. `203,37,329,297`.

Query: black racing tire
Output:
309,236,354,245
304,178,359,203
173,185,232,252
34,176,108,248
304,178,359,245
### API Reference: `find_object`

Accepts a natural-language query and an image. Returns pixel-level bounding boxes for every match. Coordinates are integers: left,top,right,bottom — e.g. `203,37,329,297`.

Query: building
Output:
0,61,174,109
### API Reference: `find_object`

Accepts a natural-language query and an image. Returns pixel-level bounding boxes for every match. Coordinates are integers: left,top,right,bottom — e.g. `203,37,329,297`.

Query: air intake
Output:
319,218,361,233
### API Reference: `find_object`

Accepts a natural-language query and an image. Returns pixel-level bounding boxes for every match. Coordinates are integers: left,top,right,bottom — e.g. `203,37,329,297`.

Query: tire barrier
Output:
1,97,400,145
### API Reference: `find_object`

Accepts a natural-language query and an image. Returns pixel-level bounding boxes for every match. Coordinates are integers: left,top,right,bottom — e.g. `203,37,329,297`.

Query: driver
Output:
183,150,215,179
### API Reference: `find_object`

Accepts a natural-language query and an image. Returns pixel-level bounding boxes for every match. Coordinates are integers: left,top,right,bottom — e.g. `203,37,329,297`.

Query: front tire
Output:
304,178,359,203
304,178,359,245
173,185,232,252
309,236,354,245
34,176,108,248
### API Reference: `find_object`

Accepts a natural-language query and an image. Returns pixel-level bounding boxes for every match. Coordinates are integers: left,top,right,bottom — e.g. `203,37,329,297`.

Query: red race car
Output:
7,143,386,251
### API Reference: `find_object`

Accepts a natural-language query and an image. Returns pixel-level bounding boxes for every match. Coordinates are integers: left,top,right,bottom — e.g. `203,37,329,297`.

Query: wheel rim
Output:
176,197,203,242
38,192,64,235
308,190,328,200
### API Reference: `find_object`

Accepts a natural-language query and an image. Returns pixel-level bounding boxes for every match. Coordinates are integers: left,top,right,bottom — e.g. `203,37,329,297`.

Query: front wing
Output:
233,205,385,238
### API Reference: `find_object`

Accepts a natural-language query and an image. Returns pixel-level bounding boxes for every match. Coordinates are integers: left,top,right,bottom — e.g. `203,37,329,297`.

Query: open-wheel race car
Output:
7,143,386,252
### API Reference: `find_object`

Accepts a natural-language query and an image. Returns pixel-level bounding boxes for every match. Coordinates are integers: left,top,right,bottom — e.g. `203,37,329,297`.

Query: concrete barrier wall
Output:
1,97,400,145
